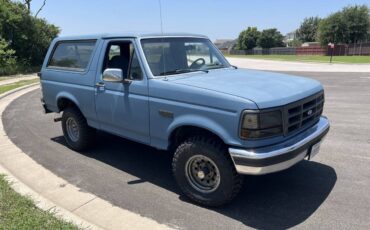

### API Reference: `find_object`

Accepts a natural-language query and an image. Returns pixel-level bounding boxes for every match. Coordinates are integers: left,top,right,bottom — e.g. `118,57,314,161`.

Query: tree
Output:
0,0,59,71
287,39,302,48
23,0,31,12
35,0,46,18
341,5,369,43
318,5,370,45
317,12,345,45
296,17,321,42
236,27,260,50
257,28,284,48
0,38,17,75
22,0,47,17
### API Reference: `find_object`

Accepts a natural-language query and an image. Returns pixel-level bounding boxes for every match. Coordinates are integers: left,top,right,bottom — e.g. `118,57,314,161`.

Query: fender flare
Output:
55,92,80,112
167,114,235,145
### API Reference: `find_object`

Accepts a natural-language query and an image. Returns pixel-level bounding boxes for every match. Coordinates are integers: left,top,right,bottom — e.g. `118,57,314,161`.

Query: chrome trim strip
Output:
229,116,330,175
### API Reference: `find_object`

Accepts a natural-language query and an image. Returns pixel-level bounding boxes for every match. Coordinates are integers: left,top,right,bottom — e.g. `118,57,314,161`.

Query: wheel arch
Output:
56,92,81,112
167,115,233,151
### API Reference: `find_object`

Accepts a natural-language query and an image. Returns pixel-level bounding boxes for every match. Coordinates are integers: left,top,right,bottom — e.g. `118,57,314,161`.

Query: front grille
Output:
283,91,324,135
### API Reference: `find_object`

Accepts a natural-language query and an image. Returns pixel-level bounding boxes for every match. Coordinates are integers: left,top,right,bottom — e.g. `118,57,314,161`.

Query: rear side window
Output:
48,40,96,71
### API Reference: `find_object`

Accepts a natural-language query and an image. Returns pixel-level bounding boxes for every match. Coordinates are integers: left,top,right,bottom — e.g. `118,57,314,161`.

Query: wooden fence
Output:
296,47,326,55
228,42,370,56
347,43,370,55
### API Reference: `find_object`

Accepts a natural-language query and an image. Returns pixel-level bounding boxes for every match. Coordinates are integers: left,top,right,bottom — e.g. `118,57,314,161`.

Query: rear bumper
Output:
41,98,52,114
229,116,330,175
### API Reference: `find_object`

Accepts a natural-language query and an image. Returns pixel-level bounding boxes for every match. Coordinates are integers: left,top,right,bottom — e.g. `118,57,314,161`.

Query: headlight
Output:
240,110,283,139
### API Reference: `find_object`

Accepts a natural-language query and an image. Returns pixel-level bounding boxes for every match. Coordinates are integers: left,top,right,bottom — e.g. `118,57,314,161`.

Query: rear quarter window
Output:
47,40,96,71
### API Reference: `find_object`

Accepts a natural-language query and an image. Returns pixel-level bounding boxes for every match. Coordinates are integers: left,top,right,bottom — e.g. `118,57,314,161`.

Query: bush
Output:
0,38,40,76
0,0,60,75
296,17,321,42
0,38,17,75
257,28,285,48
236,27,260,50
287,39,303,48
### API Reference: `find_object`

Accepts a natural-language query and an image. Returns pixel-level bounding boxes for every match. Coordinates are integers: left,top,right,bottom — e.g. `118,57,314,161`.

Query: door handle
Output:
95,82,105,87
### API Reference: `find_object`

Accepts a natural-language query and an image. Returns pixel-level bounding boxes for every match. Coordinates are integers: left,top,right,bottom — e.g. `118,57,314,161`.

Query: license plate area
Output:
308,141,321,160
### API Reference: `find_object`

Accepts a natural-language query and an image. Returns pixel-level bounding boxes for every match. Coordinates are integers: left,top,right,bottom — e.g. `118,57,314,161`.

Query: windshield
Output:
140,37,230,76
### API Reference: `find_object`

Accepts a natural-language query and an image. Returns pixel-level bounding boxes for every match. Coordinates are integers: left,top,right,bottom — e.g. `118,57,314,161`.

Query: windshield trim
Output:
138,36,231,78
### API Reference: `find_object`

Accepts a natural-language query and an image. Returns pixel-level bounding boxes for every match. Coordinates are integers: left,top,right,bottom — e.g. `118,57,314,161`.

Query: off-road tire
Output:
61,107,95,151
172,136,243,206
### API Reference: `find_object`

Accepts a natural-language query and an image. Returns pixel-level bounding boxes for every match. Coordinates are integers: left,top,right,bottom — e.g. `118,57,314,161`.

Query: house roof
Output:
214,39,237,49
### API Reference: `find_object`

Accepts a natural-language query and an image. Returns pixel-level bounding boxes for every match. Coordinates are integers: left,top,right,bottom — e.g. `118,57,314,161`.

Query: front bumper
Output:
229,116,330,175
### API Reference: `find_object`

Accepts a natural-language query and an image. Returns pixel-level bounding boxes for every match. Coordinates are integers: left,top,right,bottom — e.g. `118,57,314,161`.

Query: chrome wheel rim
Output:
66,117,79,142
185,155,220,193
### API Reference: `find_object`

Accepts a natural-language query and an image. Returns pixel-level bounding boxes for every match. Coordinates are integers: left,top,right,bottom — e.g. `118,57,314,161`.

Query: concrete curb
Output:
0,86,172,230
0,74,38,86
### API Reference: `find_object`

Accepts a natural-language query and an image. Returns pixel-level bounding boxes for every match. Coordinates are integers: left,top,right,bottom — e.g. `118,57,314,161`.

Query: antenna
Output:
158,0,164,35
158,0,166,79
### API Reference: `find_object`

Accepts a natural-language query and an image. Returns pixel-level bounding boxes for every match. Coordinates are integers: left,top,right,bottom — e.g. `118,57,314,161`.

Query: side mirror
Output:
102,68,132,84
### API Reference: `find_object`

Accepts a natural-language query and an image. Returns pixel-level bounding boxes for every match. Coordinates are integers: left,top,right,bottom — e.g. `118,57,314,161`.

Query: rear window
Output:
47,40,96,71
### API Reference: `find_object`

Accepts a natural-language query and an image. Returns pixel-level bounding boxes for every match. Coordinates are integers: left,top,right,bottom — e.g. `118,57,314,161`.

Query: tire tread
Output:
62,107,94,151
172,136,243,206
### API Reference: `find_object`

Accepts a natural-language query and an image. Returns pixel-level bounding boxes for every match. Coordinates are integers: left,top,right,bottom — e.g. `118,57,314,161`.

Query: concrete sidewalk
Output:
227,57,370,72
0,74,38,86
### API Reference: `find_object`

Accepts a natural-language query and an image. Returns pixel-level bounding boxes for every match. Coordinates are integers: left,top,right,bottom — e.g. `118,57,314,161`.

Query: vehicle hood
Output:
167,68,323,109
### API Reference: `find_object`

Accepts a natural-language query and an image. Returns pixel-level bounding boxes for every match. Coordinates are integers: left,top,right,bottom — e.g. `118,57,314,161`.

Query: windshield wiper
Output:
159,69,208,76
205,63,226,70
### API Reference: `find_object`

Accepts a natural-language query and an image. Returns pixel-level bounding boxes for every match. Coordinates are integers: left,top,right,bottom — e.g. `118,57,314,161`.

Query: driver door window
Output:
103,42,143,80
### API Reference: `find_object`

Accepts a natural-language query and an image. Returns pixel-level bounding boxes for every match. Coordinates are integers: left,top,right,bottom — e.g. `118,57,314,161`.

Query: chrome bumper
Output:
229,116,330,175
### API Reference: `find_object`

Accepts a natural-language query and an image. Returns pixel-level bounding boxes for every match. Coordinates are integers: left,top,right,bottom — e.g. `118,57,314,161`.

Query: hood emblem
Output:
307,109,313,116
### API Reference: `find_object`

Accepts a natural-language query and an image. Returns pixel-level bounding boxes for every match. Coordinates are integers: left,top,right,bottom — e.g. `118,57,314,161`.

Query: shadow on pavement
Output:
52,131,337,229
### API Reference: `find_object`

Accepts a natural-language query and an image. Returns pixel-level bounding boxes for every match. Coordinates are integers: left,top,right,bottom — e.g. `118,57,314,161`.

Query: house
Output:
301,42,321,47
214,39,237,53
283,31,297,47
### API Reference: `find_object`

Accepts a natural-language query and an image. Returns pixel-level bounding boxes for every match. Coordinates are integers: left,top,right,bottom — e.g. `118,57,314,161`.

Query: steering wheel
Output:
190,58,206,69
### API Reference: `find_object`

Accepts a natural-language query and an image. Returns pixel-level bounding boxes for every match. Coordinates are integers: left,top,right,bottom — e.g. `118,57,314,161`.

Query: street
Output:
3,71,370,229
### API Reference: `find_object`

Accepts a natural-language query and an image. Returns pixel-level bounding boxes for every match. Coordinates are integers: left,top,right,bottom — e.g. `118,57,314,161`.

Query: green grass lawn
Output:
0,175,78,229
226,54,370,64
0,79,39,94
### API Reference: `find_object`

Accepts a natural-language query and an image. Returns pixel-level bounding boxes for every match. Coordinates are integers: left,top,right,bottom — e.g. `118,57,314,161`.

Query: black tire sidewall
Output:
61,107,91,151
173,138,240,206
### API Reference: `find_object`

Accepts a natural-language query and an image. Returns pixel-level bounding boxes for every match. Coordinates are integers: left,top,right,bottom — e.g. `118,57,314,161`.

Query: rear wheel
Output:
172,136,243,206
62,107,95,151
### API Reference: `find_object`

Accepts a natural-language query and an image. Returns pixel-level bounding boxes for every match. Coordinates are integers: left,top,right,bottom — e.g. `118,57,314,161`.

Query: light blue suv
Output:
40,33,330,206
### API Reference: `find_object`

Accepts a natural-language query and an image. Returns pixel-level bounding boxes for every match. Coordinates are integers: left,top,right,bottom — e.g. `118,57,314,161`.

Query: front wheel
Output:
61,107,95,151
172,136,243,206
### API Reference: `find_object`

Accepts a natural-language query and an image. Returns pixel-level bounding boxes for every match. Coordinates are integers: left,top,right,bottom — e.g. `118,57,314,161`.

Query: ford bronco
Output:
40,33,330,206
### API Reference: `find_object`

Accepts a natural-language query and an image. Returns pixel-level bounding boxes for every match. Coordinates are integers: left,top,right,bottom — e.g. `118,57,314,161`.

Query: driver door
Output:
95,39,150,144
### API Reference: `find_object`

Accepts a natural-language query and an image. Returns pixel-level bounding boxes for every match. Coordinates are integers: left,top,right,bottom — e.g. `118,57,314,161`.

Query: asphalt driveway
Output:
3,72,370,229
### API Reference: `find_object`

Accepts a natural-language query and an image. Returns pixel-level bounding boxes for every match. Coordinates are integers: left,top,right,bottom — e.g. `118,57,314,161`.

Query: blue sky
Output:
29,0,369,41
